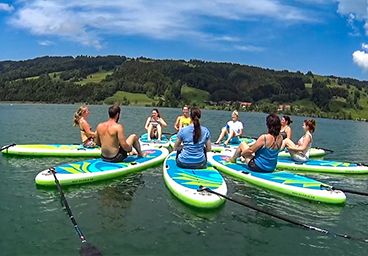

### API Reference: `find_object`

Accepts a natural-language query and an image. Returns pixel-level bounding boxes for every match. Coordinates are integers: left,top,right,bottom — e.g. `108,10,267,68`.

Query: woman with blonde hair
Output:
214,110,243,145
73,106,96,147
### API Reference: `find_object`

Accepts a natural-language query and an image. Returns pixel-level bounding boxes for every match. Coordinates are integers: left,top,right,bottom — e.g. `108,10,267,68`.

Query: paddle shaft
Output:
201,187,368,243
51,168,86,242
50,168,103,256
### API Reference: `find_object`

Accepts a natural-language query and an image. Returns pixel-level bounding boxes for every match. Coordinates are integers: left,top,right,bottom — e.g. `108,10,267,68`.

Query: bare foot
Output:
227,157,236,163
129,150,137,156
137,152,147,158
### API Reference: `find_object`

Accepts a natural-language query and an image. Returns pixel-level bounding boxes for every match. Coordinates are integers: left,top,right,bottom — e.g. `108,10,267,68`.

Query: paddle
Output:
315,147,334,153
320,184,368,197
0,143,16,152
50,168,103,256
198,186,368,243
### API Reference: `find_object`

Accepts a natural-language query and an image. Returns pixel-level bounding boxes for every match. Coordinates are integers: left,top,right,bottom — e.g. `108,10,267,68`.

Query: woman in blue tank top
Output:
228,113,283,173
174,108,211,169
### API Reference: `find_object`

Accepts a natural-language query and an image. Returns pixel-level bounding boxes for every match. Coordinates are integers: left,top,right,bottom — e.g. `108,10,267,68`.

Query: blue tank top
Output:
254,135,281,172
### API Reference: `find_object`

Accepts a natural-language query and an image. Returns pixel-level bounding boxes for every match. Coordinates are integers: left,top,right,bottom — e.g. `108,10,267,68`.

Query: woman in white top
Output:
214,110,243,145
282,119,316,162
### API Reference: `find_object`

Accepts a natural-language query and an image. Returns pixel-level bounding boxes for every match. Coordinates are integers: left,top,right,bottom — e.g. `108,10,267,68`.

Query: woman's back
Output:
254,134,282,172
177,125,210,164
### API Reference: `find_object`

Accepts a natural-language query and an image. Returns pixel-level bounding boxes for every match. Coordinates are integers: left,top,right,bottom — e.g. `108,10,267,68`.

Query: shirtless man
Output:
95,105,145,163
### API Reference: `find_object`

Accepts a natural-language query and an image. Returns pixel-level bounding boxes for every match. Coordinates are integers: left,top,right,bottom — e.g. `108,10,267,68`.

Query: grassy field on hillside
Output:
181,85,210,105
76,70,113,85
104,91,154,105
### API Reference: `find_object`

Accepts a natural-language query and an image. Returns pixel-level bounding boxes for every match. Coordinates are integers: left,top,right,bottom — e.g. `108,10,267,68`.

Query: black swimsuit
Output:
101,147,128,163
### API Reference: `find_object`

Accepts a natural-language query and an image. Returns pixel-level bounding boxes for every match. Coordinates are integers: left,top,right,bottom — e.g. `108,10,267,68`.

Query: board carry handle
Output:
198,186,368,243
49,168,103,256
0,143,16,152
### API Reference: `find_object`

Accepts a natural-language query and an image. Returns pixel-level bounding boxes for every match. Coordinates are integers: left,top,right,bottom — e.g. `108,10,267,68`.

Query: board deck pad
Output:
163,152,227,208
1,143,101,157
139,133,170,148
276,157,368,174
35,147,169,186
208,153,346,204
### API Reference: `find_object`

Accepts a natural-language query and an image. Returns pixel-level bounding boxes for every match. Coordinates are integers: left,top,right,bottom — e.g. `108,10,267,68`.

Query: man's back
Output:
96,120,121,158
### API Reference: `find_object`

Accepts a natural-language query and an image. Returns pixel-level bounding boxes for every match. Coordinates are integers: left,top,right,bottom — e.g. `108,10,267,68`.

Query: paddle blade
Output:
80,243,103,256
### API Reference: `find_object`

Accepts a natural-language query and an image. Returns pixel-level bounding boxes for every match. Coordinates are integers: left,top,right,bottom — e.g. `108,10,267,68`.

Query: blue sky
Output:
1,0,368,80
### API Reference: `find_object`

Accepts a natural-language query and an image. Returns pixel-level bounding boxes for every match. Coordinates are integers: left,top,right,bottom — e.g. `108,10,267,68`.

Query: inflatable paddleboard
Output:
211,137,256,152
207,152,346,204
163,151,227,208
1,143,101,157
276,157,368,174
278,148,326,158
139,133,170,148
35,147,169,186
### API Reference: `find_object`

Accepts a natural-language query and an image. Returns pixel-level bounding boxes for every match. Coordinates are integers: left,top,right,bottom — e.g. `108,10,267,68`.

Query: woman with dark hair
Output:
280,115,293,140
174,108,211,168
144,108,167,141
228,113,283,173
281,119,316,162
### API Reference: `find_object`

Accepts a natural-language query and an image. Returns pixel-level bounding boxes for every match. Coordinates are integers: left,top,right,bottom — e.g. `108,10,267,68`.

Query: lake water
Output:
1,104,368,256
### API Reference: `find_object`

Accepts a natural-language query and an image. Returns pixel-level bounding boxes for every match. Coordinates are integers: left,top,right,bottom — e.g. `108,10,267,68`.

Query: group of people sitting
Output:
73,105,316,173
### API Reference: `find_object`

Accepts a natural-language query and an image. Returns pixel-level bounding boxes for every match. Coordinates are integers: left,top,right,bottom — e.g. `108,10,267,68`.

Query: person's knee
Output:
131,133,137,140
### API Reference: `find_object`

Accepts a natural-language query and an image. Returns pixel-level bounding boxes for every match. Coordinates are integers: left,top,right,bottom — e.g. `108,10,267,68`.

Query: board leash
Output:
50,168,103,256
198,186,368,243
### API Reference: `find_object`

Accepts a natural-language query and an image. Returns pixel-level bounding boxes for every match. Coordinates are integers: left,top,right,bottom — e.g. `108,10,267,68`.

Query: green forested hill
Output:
1,55,368,120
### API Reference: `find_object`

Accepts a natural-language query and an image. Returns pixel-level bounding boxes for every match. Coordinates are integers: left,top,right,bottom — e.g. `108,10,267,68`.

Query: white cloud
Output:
7,0,320,50
234,45,265,52
353,50,368,72
38,40,54,46
362,43,368,50
0,3,14,12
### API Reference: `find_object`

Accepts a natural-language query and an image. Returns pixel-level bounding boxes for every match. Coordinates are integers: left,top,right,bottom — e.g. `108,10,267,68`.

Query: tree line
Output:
0,55,367,119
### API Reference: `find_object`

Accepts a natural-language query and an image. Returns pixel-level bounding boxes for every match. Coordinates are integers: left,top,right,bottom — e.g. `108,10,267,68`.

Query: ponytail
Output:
191,108,202,143
304,119,316,133
73,106,87,127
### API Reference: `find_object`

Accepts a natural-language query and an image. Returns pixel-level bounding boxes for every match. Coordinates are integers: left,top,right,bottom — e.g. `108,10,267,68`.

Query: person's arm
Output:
159,117,167,127
237,128,243,137
205,138,211,152
117,124,132,152
81,120,96,137
173,137,182,151
144,117,150,130
241,135,264,156
237,122,244,137
174,116,180,131
95,125,101,146
288,134,311,151
286,127,292,140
